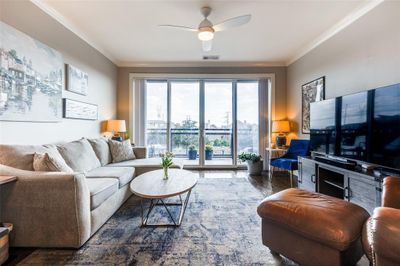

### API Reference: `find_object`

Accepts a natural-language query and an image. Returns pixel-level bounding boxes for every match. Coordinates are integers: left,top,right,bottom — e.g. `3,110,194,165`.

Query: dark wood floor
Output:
4,170,292,266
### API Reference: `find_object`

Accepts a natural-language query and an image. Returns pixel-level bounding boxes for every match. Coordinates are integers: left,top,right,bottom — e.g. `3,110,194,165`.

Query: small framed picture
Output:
302,76,325,134
66,64,88,95
63,98,98,120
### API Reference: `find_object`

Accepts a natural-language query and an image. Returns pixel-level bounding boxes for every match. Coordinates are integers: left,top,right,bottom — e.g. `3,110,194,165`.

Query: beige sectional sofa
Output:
0,138,181,248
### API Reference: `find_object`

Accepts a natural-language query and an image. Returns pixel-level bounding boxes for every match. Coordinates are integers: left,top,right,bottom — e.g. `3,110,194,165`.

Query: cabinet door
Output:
348,173,377,214
298,158,316,192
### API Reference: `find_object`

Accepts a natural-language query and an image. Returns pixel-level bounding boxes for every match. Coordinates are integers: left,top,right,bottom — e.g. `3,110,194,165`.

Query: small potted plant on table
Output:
160,151,174,180
205,144,214,160
188,145,197,160
238,152,263,175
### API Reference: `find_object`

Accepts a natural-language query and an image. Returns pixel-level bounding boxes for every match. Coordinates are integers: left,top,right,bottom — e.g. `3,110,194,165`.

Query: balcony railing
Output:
146,127,256,158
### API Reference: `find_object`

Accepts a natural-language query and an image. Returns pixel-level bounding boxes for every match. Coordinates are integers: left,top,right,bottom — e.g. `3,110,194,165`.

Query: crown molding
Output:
117,61,287,68
285,0,384,66
30,0,118,65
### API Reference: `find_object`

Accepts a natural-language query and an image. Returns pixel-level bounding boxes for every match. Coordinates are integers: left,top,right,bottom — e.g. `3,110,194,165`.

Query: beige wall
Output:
117,66,287,132
286,1,400,140
0,1,118,144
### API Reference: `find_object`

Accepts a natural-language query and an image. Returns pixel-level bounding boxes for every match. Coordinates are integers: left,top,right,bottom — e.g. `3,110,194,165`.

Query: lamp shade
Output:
272,120,290,133
107,120,126,133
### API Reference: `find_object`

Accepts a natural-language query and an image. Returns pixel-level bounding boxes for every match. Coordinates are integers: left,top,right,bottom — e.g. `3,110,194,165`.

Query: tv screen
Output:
370,84,400,169
310,98,336,155
340,91,368,161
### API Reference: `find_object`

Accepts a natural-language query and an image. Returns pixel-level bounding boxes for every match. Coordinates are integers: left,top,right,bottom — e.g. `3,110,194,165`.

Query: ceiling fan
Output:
159,7,251,52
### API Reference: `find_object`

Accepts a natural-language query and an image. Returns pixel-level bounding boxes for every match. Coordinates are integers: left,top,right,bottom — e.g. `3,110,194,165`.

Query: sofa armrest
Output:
0,165,91,248
382,176,400,209
132,146,147,159
363,207,400,264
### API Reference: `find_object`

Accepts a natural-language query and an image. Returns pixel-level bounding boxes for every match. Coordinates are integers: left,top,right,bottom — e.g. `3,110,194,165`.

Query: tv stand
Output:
298,156,385,214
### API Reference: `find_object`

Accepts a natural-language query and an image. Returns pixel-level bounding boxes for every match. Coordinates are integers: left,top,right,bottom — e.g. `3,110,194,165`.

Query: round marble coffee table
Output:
130,169,197,227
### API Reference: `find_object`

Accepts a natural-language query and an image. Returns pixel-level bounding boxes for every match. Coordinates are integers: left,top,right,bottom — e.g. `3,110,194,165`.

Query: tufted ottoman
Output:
257,188,370,266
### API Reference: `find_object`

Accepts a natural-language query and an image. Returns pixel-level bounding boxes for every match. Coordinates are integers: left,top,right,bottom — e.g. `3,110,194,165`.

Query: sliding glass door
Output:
204,81,233,165
170,81,200,166
144,79,260,167
145,81,167,158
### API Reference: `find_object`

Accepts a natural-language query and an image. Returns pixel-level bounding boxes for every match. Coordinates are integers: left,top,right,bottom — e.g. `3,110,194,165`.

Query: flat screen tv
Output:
340,91,368,161
370,84,400,169
309,83,400,171
310,98,337,155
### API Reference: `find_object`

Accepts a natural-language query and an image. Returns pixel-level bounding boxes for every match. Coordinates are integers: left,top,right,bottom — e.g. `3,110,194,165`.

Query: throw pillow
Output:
87,137,112,166
33,152,74,173
109,139,136,163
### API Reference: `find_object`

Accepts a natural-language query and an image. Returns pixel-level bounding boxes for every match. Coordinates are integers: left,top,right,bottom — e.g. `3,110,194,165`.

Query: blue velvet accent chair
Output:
270,139,311,187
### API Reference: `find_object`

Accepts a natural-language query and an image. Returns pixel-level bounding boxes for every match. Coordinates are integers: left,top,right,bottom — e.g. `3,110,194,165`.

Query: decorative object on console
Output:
238,152,263,175
66,64,88,95
302,76,325,133
160,151,174,180
63,98,98,120
0,22,63,122
108,139,136,163
107,120,126,141
272,120,290,147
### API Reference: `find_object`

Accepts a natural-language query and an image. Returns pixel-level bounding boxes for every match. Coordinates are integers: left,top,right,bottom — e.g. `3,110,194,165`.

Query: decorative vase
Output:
163,167,169,180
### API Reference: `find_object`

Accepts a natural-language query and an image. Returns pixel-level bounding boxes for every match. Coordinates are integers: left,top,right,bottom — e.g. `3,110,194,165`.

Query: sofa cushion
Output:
107,157,183,169
33,152,74,173
108,139,136,163
87,138,112,166
57,139,101,173
0,144,63,170
86,166,135,188
86,178,119,210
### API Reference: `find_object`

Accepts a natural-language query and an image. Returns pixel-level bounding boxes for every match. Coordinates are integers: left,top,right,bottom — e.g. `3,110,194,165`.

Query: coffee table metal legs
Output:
140,189,192,227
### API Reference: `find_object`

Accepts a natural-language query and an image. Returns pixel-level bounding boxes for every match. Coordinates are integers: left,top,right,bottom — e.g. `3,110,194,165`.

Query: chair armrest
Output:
132,146,147,159
382,176,400,209
363,207,400,264
0,165,91,248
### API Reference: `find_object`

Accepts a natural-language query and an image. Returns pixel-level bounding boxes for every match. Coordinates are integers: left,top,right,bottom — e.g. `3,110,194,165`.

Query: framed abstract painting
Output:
63,98,97,120
0,22,63,122
301,76,325,134
66,64,88,95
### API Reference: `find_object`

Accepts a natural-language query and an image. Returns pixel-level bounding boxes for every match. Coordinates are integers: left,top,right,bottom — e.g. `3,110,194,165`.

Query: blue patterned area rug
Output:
18,177,295,265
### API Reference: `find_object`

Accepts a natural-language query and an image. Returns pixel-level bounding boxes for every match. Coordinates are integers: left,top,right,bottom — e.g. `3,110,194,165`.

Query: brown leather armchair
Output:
363,176,400,266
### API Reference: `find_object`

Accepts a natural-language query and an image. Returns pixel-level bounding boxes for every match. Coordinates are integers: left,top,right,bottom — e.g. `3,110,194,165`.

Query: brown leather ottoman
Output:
257,188,370,266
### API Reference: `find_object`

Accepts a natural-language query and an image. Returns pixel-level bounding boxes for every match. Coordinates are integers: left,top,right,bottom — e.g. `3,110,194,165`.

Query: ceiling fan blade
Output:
158,25,197,32
202,40,212,52
213,14,251,32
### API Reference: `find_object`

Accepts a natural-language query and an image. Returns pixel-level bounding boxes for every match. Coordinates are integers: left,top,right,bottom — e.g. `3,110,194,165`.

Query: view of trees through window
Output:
145,79,259,165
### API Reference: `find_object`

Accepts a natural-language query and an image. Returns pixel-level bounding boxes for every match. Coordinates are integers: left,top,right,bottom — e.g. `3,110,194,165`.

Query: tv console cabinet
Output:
297,156,384,214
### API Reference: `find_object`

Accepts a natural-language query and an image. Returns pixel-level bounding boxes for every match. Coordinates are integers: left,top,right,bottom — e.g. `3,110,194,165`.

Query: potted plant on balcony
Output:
188,145,197,160
205,144,214,160
238,152,263,175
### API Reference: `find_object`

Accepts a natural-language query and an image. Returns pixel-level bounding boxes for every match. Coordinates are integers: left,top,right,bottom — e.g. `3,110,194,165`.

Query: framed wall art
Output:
302,76,325,134
66,64,88,95
63,98,97,120
0,22,63,122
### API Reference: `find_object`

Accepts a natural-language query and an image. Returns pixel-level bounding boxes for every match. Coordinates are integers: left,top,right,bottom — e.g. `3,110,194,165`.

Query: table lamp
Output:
272,120,290,147
107,120,126,141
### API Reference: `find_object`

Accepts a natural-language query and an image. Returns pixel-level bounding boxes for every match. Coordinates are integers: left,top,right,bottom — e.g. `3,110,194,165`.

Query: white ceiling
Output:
33,0,383,67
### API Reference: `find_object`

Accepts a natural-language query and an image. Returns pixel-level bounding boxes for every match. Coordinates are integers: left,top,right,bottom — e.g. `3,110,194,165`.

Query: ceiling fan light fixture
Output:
198,29,214,41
